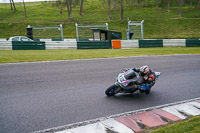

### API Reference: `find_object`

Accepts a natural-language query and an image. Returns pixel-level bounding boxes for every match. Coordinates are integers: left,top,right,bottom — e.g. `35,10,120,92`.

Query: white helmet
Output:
140,65,150,76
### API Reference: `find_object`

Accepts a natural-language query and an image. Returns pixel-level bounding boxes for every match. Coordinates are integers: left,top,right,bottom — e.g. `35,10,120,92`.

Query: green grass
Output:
0,47,200,63
150,116,200,133
0,0,200,39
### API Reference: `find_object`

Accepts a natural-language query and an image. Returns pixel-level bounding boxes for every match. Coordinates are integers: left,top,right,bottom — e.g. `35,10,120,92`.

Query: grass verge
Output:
0,47,200,63
148,116,200,133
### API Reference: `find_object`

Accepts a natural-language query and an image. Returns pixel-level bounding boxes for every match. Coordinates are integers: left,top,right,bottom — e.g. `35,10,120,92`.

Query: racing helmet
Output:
140,65,150,76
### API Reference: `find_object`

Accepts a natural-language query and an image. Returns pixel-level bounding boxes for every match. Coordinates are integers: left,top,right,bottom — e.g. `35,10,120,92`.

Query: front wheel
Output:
105,84,119,96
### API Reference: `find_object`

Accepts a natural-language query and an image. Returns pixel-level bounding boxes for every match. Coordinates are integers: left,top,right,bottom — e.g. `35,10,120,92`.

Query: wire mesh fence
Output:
32,24,63,40
128,20,144,39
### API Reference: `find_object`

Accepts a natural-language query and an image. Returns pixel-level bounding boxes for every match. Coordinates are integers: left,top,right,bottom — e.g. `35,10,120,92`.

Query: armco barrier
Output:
186,39,200,47
40,39,52,42
12,41,45,50
0,38,7,41
0,41,12,50
139,40,163,48
121,40,139,48
163,39,186,47
1,39,200,50
45,40,77,49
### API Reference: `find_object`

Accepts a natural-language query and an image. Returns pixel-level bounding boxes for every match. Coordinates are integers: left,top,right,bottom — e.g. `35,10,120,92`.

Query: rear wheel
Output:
105,84,119,96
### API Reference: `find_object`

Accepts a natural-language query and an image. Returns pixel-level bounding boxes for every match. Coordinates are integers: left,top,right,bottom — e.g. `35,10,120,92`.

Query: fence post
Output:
60,24,64,41
141,20,144,40
75,23,79,41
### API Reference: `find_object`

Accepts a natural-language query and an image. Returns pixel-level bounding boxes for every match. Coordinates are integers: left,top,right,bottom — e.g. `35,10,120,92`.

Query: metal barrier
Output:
0,39,199,50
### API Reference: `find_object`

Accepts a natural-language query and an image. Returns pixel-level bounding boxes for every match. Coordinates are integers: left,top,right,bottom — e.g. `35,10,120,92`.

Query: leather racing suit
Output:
130,67,156,94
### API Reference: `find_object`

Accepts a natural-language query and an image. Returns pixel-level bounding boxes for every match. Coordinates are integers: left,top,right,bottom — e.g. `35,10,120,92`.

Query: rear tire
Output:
105,84,119,96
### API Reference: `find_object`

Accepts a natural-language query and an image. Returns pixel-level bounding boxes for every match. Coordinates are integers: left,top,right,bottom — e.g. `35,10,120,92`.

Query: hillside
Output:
0,0,200,39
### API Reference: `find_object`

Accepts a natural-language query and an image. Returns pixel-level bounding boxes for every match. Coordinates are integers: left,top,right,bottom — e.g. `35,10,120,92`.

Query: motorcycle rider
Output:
124,65,155,94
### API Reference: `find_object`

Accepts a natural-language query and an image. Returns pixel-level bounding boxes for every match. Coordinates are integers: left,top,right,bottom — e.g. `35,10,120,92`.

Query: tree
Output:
179,0,182,18
114,0,117,10
156,0,159,8
175,0,178,6
190,0,192,7
108,0,111,20
167,0,170,12
66,0,72,19
120,0,123,20
198,0,200,8
10,0,13,10
10,0,17,11
22,0,27,17
80,0,83,16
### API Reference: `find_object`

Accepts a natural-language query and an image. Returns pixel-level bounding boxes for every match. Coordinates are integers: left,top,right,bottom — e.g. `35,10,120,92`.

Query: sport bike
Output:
105,69,161,96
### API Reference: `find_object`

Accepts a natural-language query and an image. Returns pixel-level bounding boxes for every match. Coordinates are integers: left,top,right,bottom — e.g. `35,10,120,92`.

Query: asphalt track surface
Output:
0,54,200,133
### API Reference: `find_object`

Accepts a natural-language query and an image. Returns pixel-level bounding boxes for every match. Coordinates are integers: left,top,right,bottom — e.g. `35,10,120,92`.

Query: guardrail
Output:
0,39,77,50
0,39,199,50
0,41,12,50
46,40,77,49
118,39,200,49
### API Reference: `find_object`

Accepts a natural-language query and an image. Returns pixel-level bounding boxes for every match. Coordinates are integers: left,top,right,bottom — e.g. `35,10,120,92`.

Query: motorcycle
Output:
105,69,161,96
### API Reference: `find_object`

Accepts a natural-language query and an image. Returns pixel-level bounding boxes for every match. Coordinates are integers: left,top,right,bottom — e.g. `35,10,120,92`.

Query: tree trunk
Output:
59,9,62,15
10,0,13,10
120,0,123,20
179,0,182,18
156,0,159,9
69,0,72,19
66,0,72,19
198,0,200,8
190,0,192,7
167,0,170,12
80,0,83,16
23,0,27,17
108,0,111,20
114,0,117,10
175,0,178,6
11,0,17,11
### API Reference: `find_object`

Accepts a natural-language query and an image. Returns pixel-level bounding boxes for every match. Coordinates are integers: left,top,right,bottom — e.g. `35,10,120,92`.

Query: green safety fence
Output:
52,38,63,41
186,39,200,47
139,40,163,48
77,41,111,49
12,41,45,50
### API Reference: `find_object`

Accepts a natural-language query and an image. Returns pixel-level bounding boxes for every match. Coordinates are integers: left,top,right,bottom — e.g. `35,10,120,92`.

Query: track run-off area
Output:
0,54,200,133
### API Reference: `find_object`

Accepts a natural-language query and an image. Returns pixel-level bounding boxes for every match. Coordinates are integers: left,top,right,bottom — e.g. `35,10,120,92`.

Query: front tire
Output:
105,84,119,96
